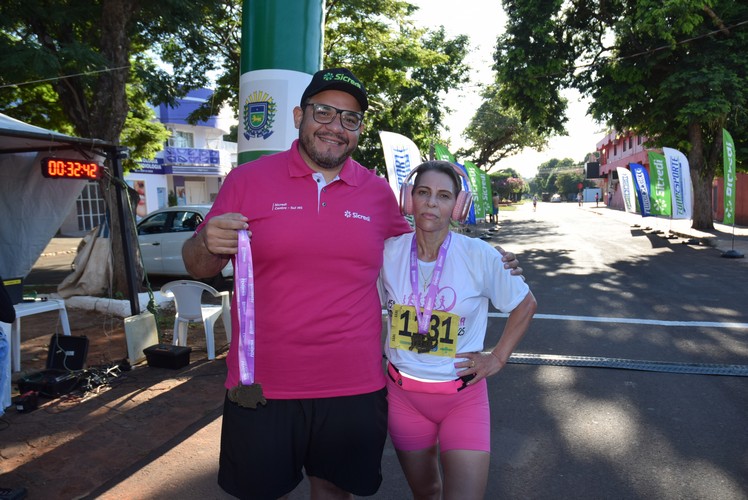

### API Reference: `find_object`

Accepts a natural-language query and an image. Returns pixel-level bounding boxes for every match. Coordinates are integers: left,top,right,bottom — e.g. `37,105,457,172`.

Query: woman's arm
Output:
455,291,537,383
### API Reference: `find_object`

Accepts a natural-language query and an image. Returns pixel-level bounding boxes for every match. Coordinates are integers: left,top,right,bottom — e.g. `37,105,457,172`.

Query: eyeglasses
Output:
304,103,364,131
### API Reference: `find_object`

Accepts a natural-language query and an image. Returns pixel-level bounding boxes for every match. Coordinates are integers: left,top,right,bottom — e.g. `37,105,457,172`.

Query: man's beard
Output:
299,128,357,170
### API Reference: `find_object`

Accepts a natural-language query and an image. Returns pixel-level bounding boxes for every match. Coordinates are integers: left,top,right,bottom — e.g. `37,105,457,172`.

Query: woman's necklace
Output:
418,261,435,291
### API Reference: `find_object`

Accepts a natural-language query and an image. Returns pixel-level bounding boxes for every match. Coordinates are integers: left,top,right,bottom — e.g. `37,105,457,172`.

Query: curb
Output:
61,291,174,318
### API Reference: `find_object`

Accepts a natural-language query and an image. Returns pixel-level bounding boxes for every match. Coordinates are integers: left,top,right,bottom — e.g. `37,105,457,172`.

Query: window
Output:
629,137,633,149
76,181,106,231
172,211,202,232
168,130,194,148
137,212,169,235
137,210,204,235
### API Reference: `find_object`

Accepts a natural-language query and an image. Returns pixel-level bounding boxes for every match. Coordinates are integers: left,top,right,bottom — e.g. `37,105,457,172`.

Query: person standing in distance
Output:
182,68,522,500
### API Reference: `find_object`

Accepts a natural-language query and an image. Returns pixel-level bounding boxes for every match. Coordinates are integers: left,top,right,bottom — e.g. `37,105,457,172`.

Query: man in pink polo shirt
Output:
183,68,520,499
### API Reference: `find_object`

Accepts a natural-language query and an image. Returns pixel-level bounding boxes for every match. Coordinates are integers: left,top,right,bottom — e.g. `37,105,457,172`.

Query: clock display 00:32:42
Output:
41,157,101,180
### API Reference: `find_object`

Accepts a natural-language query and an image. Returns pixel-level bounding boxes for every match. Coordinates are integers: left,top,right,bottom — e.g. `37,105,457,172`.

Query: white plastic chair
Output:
160,280,231,360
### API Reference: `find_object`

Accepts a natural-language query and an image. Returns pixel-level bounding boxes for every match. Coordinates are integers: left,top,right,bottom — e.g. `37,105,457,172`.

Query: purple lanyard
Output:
235,230,256,385
409,232,451,333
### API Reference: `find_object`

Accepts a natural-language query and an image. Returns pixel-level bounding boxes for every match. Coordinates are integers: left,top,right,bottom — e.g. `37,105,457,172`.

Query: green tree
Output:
534,157,577,194
490,169,526,201
458,84,549,171
323,1,471,172
555,170,586,197
495,0,748,230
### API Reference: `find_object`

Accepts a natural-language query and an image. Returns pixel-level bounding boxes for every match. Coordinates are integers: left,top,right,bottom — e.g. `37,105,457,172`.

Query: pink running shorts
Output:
386,377,490,452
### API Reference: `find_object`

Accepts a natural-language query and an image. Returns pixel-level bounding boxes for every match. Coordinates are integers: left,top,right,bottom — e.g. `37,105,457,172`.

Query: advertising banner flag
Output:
662,147,693,220
433,143,457,163
723,129,736,225
629,163,652,217
616,167,637,214
647,151,672,216
379,131,423,197
463,161,486,219
479,169,492,221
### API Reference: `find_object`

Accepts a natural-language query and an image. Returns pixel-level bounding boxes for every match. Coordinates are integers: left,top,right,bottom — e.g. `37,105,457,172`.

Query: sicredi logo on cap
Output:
324,71,363,90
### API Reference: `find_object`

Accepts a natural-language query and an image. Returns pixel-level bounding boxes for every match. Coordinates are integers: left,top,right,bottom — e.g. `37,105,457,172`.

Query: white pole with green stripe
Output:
238,0,324,165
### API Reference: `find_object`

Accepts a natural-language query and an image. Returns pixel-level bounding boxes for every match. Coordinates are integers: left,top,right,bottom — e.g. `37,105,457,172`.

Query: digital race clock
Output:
41,157,101,180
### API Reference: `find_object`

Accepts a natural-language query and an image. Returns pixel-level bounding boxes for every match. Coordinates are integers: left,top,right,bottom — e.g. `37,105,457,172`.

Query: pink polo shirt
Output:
200,140,412,398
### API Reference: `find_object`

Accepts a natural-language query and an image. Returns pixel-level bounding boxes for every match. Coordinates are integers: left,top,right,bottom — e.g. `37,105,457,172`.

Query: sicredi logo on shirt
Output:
344,210,371,222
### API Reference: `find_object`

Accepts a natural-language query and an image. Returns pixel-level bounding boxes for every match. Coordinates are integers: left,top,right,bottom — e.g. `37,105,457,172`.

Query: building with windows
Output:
58,89,237,235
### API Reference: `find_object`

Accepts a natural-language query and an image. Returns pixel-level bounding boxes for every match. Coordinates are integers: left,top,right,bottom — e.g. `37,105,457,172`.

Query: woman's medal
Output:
409,233,451,353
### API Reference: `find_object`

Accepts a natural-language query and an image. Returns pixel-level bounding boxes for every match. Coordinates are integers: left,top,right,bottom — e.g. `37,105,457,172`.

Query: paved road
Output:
33,203,748,499
479,203,748,499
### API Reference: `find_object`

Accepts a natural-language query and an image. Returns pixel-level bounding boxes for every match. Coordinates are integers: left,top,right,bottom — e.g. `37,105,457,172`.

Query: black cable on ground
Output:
508,352,748,376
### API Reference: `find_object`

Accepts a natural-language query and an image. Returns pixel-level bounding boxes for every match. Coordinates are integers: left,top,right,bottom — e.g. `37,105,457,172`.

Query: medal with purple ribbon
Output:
409,232,451,353
227,229,266,408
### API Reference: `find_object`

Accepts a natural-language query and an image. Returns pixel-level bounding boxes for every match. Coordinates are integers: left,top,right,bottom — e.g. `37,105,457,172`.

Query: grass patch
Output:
23,285,58,296
497,203,519,212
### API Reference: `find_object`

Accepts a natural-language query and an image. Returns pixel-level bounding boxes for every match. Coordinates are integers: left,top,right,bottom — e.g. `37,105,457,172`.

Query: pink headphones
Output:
399,161,473,222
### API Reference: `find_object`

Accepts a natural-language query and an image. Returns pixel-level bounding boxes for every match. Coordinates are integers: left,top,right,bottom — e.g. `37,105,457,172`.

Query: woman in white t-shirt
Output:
380,161,537,500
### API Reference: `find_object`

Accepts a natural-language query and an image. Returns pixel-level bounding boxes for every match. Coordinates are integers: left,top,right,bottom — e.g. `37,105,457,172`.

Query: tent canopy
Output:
0,113,111,280
0,113,110,154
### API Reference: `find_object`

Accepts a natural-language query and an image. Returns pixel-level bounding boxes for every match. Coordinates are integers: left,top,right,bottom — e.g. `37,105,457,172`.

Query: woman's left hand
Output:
455,351,506,385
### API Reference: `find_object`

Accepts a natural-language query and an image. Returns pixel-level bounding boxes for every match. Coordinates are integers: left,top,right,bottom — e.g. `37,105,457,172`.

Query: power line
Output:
604,18,748,65
0,65,130,90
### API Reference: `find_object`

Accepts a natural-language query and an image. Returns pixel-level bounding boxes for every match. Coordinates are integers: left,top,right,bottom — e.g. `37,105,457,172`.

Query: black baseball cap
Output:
300,68,368,112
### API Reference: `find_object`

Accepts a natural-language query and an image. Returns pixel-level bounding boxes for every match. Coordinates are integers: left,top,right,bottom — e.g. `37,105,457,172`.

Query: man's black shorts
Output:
218,388,387,499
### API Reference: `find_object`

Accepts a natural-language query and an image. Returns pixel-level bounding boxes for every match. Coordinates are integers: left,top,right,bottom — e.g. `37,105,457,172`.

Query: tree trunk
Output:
41,0,141,299
96,0,143,298
100,173,144,297
687,122,715,231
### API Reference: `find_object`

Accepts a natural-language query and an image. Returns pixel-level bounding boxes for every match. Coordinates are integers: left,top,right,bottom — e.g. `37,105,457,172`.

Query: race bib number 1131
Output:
389,304,460,357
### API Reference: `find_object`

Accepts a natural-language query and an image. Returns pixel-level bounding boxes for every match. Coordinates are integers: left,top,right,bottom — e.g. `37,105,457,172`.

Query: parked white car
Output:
136,205,233,279
550,193,563,203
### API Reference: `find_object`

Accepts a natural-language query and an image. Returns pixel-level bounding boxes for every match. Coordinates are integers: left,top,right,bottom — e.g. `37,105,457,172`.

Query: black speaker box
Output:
144,344,191,369
16,335,89,398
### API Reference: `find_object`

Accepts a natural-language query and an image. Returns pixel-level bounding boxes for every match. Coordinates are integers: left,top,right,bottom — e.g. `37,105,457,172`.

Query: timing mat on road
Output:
487,312,748,377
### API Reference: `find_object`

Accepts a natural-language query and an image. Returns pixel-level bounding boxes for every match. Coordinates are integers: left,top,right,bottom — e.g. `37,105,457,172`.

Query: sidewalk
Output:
37,237,81,258
583,204,748,257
